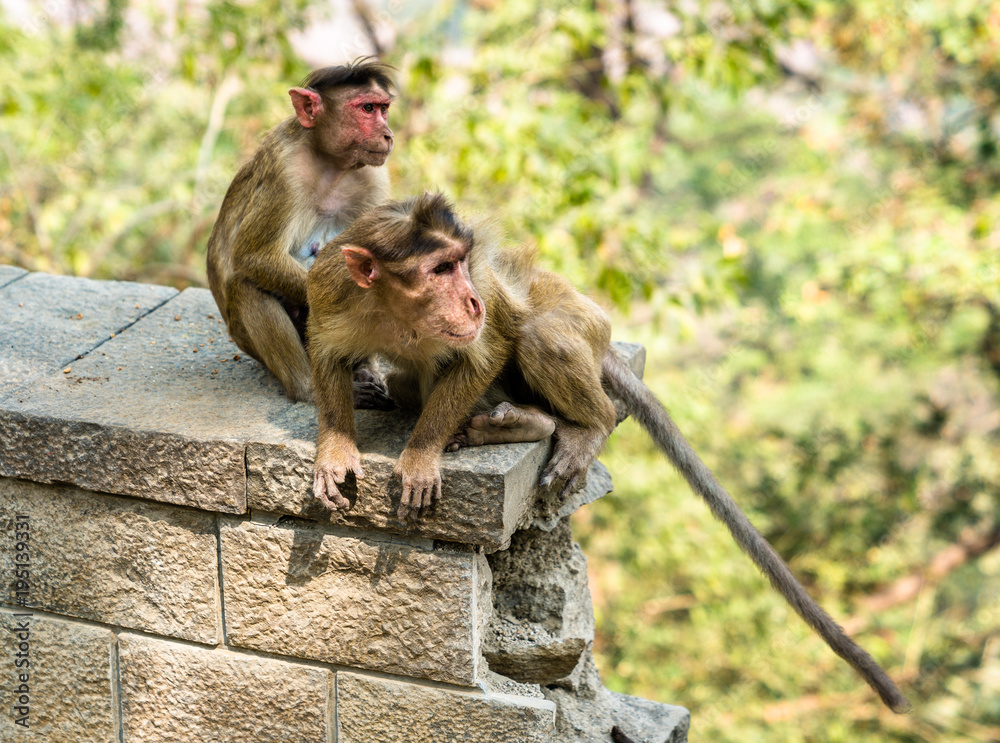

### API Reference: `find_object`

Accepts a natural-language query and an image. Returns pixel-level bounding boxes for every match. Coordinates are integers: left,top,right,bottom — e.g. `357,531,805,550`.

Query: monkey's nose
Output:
468,295,482,317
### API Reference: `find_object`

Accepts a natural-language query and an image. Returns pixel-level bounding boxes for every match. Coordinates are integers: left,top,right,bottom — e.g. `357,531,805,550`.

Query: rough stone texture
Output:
484,521,595,685
0,287,247,512
0,479,220,643
337,672,556,743
221,519,488,685
0,269,690,740
248,434,548,553
0,271,177,400
546,655,690,743
0,264,26,288
118,634,330,743
0,610,117,743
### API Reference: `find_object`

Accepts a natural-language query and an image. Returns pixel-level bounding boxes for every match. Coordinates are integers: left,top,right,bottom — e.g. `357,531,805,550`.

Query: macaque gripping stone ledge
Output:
0,271,645,550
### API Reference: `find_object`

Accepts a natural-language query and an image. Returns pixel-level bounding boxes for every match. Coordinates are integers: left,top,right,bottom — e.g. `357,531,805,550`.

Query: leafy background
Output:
2,1,999,740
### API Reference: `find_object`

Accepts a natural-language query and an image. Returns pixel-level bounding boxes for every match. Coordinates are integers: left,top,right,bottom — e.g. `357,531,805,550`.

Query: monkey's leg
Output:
516,318,617,494
228,280,313,402
445,401,555,451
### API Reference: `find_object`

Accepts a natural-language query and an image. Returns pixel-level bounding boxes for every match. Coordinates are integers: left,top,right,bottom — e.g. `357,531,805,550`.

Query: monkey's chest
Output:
294,220,346,268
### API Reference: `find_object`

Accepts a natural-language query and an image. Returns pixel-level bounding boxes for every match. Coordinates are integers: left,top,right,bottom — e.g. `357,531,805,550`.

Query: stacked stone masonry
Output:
0,267,689,742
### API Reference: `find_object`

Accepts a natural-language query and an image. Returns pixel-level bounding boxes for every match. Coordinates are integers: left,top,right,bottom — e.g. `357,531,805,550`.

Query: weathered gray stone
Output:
337,672,556,743
0,264,26,288
221,519,489,685
248,432,549,553
0,270,176,400
0,479,220,643
118,634,331,743
0,610,117,743
484,520,594,685
0,287,252,512
545,655,690,743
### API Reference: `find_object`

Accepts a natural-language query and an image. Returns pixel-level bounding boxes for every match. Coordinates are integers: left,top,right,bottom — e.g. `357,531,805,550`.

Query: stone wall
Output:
0,266,689,742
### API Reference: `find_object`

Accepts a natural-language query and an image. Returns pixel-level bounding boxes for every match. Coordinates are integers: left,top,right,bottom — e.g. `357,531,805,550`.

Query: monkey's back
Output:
206,121,303,319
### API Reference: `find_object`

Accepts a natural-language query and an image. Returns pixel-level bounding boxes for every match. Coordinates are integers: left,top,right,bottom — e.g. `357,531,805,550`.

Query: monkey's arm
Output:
230,184,310,306
311,348,361,510
395,352,505,519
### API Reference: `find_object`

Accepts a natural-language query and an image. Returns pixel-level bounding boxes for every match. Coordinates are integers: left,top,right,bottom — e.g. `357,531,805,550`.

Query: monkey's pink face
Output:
344,87,394,167
392,247,485,346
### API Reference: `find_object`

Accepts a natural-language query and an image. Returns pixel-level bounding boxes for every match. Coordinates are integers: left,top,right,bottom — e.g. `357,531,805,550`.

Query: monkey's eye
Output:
362,103,375,113
433,261,456,275
381,104,389,115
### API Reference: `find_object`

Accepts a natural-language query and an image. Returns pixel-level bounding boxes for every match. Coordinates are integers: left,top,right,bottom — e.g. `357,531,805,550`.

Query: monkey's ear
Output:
342,246,379,289
288,87,324,128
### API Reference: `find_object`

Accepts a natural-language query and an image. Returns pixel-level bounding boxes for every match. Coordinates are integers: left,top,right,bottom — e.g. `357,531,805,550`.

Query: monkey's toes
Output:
539,458,588,496
459,404,556,446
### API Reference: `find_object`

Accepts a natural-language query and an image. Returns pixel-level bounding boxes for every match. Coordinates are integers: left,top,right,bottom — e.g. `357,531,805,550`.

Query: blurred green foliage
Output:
2,1,999,740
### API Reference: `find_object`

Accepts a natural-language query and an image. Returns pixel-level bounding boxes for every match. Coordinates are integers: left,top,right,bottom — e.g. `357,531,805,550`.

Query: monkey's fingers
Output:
397,474,441,521
539,457,588,495
313,469,352,510
611,726,637,743
397,485,422,521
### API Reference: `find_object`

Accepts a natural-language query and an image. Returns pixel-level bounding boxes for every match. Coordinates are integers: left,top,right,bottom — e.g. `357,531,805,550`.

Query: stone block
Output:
0,610,117,743
336,672,556,743
0,270,647,544
0,264,26,288
0,479,219,643
0,271,176,400
118,634,331,743
484,521,594,685
0,287,251,512
247,428,548,553
221,519,489,686
545,655,690,743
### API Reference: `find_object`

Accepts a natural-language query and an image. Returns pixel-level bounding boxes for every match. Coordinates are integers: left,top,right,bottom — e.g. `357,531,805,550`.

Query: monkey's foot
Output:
352,368,395,410
540,424,605,495
445,402,555,452
611,726,638,743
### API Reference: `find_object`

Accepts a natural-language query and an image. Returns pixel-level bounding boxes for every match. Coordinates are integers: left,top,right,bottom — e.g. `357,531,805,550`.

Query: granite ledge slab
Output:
0,271,645,548
0,269,178,400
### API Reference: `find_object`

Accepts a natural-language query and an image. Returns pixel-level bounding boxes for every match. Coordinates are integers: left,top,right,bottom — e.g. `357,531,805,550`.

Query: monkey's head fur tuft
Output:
301,57,397,98
339,192,475,264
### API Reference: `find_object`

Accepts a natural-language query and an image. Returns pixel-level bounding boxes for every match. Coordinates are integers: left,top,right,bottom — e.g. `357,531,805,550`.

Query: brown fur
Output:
206,59,394,403
306,192,910,715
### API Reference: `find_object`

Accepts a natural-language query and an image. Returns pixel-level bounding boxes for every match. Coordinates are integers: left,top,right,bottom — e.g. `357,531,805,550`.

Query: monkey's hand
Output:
394,448,442,520
352,365,395,411
313,437,364,511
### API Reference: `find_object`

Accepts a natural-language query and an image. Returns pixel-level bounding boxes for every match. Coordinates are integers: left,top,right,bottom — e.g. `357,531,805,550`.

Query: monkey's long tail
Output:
601,351,911,714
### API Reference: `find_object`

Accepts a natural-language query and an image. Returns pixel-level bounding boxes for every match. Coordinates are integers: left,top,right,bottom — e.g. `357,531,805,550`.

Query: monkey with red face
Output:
305,192,910,716
207,58,395,405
